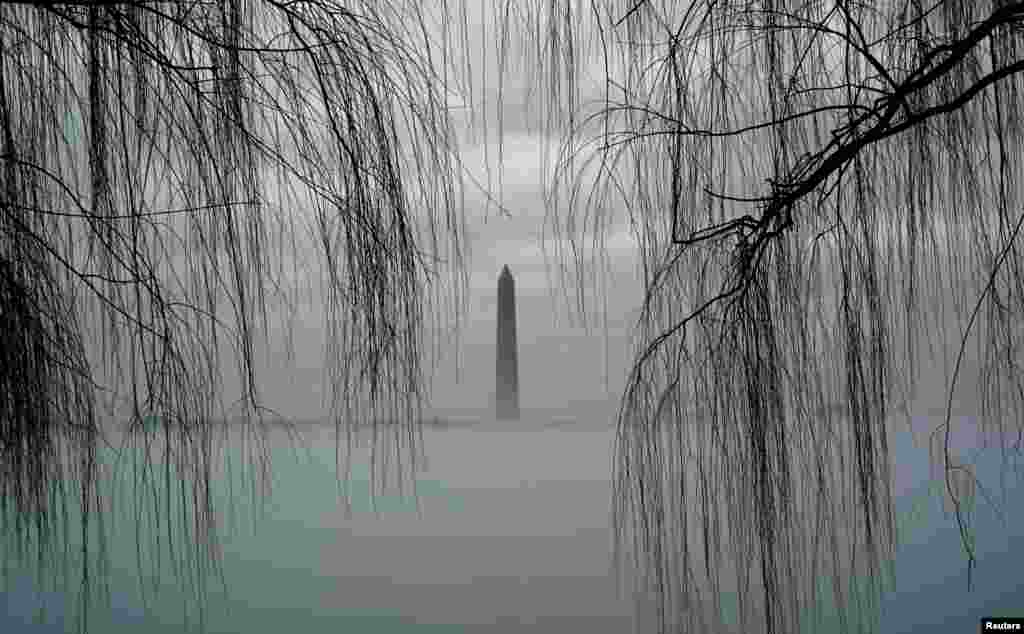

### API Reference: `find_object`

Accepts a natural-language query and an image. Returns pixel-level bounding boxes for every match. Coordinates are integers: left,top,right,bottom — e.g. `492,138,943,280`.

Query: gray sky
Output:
208,4,651,422
245,137,646,420
69,1,998,433
48,2,644,425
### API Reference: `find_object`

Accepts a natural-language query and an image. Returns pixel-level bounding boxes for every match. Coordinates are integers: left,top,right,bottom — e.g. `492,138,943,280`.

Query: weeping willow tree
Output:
0,0,473,629
486,1,1024,632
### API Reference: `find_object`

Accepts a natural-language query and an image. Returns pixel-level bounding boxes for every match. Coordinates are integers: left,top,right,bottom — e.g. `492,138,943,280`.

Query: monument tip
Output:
501,264,511,277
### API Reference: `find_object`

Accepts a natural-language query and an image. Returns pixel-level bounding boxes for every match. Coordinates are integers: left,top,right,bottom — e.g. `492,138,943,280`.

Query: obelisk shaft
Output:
495,265,520,420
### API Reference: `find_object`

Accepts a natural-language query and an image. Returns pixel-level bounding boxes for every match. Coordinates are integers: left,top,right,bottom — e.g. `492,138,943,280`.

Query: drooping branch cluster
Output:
490,1,1024,633
0,1,470,629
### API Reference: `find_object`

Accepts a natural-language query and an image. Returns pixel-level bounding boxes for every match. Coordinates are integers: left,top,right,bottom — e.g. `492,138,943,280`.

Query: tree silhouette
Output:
486,1,1024,632
7,1,1024,632
0,0,471,629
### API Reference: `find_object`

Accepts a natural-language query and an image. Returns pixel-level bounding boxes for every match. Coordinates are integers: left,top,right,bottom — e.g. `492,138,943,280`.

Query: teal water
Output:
2,413,1022,633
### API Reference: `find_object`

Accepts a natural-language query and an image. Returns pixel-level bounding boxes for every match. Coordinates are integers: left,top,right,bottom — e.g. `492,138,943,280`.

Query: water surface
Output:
2,409,1022,633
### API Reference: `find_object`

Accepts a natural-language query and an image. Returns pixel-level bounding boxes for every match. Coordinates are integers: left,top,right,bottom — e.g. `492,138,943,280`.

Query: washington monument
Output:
495,265,520,420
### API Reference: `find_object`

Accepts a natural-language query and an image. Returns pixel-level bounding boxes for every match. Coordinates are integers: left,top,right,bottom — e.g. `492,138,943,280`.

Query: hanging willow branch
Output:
0,0,471,630
489,1,1024,632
